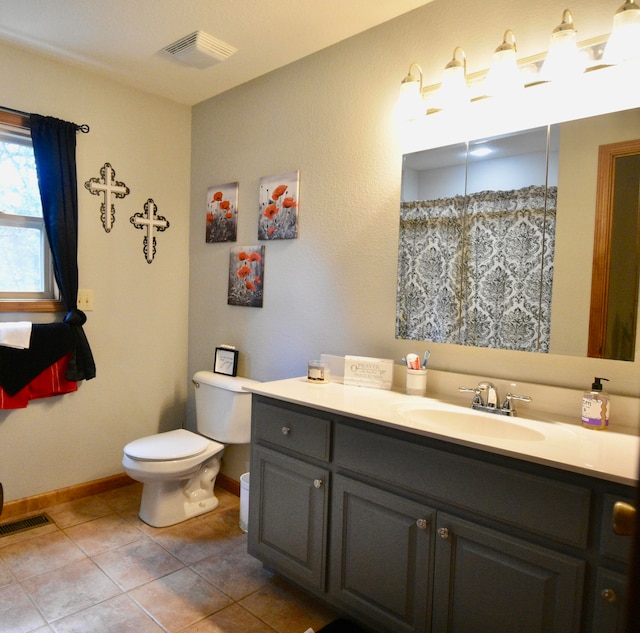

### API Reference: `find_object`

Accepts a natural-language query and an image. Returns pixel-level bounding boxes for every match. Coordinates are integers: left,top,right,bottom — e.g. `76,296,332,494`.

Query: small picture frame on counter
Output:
213,346,239,376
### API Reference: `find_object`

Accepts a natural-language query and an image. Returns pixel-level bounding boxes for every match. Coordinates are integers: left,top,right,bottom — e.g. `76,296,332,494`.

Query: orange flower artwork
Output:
258,170,299,240
206,182,238,243
228,245,265,308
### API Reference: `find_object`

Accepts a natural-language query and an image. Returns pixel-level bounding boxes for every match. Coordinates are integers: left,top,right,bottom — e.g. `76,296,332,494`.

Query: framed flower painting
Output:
206,182,238,243
228,245,265,308
258,171,299,240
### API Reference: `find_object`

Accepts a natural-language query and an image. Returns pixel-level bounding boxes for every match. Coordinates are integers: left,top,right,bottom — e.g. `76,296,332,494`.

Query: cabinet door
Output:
330,475,435,633
591,568,627,633
248,446,328,591
432,513,585,633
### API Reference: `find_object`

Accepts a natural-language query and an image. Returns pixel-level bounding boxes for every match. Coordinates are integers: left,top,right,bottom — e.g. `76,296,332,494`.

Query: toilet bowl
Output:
122,372,258,527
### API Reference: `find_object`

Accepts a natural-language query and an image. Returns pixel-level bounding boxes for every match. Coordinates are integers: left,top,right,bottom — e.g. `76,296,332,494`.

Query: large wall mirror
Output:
397,107,640,361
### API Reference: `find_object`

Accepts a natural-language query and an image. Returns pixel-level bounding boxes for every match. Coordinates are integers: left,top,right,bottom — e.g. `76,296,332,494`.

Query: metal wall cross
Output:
84,163,130,232
130,198,170,264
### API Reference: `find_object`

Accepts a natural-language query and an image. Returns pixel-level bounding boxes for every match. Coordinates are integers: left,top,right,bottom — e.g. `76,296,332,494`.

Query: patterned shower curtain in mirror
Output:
396,185,556,353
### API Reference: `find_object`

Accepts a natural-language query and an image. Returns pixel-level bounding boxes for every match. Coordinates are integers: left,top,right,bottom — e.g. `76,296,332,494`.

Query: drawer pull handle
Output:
313,479,323,489
281,426,291,435
612,501,636,536
416,519,428,530
601,588,617,603
438,527,449,539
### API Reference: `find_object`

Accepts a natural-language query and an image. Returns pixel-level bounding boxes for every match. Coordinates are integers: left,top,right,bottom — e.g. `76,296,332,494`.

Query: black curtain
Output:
30,114,96,382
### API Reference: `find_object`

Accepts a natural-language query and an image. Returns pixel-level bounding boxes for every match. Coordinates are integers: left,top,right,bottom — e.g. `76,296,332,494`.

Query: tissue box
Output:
343,355,394,390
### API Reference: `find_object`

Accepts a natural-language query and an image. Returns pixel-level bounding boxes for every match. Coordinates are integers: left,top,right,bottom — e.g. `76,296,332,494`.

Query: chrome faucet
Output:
459,382,531,417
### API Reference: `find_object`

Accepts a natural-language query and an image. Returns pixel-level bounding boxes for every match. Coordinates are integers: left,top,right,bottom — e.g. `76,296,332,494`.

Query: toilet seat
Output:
124,429,212,462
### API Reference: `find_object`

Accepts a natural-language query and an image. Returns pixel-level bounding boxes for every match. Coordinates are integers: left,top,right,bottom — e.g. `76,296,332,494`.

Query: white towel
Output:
0,321,33,349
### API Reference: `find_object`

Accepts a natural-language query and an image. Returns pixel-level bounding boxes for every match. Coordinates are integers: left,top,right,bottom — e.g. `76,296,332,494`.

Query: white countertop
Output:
248,377,640,487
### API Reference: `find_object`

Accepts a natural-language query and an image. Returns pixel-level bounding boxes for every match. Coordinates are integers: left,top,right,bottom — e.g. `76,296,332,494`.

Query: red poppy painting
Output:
206,182,238,243
258,170,299,240
228,245,265,307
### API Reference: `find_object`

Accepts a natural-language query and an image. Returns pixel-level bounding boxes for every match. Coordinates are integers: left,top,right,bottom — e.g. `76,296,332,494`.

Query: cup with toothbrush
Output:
404,351,429,396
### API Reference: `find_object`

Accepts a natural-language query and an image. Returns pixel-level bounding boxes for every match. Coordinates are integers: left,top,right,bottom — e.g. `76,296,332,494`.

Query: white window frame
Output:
0,112,61,312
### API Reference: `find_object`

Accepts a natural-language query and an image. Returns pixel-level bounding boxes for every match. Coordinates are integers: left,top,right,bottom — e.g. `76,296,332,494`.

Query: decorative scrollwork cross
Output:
84,163,130,232
130,198,170,264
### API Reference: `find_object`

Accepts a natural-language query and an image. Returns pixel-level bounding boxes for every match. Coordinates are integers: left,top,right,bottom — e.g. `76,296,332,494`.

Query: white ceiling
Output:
0,0,432,106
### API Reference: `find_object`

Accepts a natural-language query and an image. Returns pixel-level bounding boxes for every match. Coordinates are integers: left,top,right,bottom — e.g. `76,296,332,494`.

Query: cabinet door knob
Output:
601,588,617,603
438,527,449,539
416,519,428,530
281,426,291,435
313,479,323,488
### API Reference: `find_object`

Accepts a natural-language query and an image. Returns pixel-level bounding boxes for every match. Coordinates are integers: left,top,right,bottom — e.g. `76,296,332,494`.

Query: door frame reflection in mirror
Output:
588,138,640,361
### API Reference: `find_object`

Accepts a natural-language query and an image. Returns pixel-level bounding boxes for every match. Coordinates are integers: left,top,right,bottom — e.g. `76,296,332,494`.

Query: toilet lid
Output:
124,429,212,461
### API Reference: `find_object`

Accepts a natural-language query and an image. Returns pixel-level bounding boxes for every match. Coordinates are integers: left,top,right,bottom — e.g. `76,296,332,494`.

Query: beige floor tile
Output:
240,577,336,633
50,593,164,633
149,512,239,565
97,484,143,514
0,530,86,580
214,488,242,512
21,558,121,622
180,602,279,632
0,582,47,632
45,496,113,529
0,556,15,587
2,485,347,633
129,567,232,632
64,513,144,556
93,537,184,591
191,540,273,601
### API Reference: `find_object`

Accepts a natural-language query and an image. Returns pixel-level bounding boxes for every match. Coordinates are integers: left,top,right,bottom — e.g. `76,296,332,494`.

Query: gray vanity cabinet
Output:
249,446,328,590
591,568,627,633
248,395,634,633
247,399,332,591
431,513,585,632
329,474,435,632
589,493,635,633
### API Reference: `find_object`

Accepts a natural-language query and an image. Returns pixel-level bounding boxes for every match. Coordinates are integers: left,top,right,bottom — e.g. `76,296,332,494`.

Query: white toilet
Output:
122,371,259,527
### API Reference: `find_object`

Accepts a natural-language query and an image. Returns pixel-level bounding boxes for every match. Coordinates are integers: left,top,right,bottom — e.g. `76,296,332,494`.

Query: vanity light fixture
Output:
398,62,425,121
483,30,524,98
398,3,640,124
540,9,586,82
433,47,470,111
603,0,640,64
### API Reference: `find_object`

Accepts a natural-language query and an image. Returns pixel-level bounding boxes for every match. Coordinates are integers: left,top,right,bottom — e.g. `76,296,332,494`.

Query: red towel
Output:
0,353,77,409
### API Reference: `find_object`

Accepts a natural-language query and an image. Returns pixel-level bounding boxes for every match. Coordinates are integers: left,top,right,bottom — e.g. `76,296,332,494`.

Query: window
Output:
0,110,60,312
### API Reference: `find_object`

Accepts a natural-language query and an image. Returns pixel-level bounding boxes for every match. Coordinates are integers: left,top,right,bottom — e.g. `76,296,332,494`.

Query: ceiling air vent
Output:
163,31,237,69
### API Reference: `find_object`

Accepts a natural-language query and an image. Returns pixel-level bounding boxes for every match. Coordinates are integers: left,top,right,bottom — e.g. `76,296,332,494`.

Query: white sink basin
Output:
398,405,573,443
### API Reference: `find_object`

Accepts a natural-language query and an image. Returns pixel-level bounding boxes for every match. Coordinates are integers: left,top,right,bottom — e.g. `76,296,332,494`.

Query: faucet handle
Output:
502,393,532,415
459,386,483,406
478,382,498,408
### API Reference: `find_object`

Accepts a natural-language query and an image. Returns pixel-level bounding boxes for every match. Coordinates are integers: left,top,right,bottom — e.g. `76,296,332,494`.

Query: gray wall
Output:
188,0,640,480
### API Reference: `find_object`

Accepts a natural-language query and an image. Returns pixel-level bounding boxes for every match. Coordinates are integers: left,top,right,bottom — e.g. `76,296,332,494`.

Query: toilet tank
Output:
192,371,260,444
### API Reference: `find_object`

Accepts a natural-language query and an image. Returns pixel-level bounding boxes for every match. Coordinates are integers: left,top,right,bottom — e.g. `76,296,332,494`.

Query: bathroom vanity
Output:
247,378,638,633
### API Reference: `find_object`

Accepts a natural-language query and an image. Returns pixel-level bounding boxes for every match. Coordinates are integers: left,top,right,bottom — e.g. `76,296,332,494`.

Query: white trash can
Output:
239,472,250,532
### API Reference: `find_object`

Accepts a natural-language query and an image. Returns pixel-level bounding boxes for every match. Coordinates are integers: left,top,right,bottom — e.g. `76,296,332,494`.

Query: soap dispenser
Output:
581,377,610,430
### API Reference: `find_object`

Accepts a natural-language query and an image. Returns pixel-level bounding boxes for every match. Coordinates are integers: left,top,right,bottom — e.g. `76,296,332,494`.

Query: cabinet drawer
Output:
252,397,331,461
334,423,591,548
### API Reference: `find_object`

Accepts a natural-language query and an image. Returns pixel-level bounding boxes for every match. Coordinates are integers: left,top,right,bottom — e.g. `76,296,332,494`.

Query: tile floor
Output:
0,484,338,633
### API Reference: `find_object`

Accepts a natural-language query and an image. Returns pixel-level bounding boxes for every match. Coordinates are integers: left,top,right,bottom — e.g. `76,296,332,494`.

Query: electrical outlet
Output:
77,289,94,311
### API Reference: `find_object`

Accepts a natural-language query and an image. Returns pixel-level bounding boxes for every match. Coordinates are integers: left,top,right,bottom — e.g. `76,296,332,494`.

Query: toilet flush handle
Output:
192,380,200,388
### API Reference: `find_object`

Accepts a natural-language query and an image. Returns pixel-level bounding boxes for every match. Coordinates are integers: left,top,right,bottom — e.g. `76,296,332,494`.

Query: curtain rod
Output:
0,106,90,133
